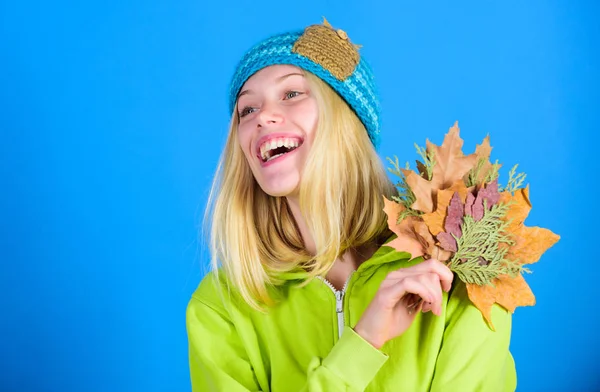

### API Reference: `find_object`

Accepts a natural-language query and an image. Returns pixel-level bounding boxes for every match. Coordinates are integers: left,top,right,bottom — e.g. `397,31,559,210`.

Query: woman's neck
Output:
285,195,316,254
285,196,380,290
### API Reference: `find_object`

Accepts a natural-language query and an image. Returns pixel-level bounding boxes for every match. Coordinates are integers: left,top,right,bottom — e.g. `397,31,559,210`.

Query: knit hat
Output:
228,18,381,148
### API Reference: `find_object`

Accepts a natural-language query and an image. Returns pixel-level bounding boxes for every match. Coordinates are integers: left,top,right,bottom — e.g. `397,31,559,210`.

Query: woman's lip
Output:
258,145,300,168
255,133,304,156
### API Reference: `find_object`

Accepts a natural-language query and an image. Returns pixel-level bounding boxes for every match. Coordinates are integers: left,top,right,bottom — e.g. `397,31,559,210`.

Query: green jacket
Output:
186,244,517,391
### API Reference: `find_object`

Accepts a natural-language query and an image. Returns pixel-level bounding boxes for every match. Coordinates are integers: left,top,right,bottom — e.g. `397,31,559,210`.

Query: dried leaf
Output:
475,135,492,159
465,185,560,328
463,135,497,185
385,123,560,330
402,168,437,213
426,122,479,190
464,192,475,217
500,187,560,266
445,192,464,237
405,122,478,213
466,274,535,330
413,220,436,255
421,181,470,236
510,226,560,266
437,232,458,252
472,190,485,221
436,192,464,252
499,186,532,234
478,179,501,209
383,196,427,258
432,246,453,262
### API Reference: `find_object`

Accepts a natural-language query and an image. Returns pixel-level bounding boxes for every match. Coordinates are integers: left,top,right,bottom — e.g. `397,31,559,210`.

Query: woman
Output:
187,20,516,391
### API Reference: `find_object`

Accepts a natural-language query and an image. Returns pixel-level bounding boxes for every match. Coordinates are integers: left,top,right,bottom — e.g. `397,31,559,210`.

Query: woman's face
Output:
236,65,319,199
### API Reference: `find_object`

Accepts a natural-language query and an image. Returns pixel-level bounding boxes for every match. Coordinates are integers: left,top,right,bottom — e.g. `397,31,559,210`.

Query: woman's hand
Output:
353,258,454,349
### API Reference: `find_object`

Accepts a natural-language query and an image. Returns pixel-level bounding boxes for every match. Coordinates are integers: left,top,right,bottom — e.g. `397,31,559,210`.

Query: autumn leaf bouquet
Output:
383,122,560,329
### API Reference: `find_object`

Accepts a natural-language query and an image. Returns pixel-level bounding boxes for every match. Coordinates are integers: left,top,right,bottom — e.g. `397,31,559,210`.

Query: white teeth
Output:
267,153,284,162
258,137,302,162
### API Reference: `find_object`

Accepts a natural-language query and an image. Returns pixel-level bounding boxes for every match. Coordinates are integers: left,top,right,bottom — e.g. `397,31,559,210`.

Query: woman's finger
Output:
387,259,454,292
424,273,445,316
416,273,441,308
422,301,432,313
386,278,435,308
420,259,454,293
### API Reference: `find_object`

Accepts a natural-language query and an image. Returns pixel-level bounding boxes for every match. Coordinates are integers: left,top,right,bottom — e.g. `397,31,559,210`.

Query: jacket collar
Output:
277,234,411,281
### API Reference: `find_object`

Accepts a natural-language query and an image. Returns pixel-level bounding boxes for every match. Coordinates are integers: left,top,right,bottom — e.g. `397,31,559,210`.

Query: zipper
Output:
319,272,355,340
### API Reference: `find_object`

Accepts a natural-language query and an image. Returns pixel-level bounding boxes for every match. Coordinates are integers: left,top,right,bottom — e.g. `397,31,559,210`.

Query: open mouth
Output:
258,137,303,163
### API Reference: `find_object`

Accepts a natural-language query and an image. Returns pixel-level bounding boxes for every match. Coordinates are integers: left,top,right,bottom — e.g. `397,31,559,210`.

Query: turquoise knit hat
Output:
228,19,381,148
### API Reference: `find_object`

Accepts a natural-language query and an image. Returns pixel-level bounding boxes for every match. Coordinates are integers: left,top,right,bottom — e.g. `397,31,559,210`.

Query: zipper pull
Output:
335,290,344,339
335,291,343,313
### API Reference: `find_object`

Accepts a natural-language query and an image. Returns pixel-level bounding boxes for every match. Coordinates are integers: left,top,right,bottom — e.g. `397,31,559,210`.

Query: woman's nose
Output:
257,101,284,127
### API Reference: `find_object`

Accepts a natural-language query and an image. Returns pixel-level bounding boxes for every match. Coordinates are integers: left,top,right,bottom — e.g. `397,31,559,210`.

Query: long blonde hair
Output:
204,71,395,311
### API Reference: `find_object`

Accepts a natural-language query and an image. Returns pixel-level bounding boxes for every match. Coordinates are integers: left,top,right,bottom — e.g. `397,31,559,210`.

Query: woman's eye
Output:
239,106,256,117
284,91,302,100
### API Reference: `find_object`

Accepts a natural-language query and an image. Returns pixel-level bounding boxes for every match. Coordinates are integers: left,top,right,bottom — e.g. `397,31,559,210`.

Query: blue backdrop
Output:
1,1,598,391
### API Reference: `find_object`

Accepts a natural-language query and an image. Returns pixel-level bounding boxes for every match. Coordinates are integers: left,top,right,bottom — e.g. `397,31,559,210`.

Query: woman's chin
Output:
257,180,300,199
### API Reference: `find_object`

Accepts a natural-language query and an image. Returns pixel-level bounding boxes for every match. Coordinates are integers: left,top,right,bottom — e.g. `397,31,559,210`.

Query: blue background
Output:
1,0,598,391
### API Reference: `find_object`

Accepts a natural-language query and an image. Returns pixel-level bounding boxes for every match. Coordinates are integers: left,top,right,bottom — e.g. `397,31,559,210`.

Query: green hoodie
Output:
186,244,517,391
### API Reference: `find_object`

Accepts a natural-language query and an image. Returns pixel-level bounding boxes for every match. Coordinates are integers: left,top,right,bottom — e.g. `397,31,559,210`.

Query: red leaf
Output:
464,192,475,218
445,192,464,237
436,192,464,253
478,179,501,209
438,232,458,252
472,191,485,221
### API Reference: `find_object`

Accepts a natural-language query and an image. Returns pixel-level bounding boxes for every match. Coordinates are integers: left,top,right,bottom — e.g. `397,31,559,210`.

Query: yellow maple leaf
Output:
405,122,478,213
466,274,535,330
383,197,429,258
465,186,560,329
462,135,502,185
499,185,532,233
382,196,453,262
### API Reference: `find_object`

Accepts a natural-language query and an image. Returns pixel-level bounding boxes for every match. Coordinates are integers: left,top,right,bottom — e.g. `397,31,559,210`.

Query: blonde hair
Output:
204,71,395,311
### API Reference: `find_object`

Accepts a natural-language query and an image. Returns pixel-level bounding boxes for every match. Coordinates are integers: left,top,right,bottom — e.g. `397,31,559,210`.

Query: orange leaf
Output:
507,226,560,266
413,220,434,252
466,274,535,330
421,181,470,236
382,197,427,258
405,122,478,213
426,122,479,190
499,186,532,234
409,220,453,262
432,246,453,263
499,185,560,265
475,135,492,159
466,185,560,328
462,135,502,185
402,169,437,213
382,197,453,263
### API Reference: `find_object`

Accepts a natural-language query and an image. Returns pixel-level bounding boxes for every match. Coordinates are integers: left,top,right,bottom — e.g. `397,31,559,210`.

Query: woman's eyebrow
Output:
276,72,304,82
237,89,252,100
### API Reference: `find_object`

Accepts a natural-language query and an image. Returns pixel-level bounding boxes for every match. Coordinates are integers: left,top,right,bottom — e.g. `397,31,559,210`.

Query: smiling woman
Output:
186,19,517,391
236,67,319,198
